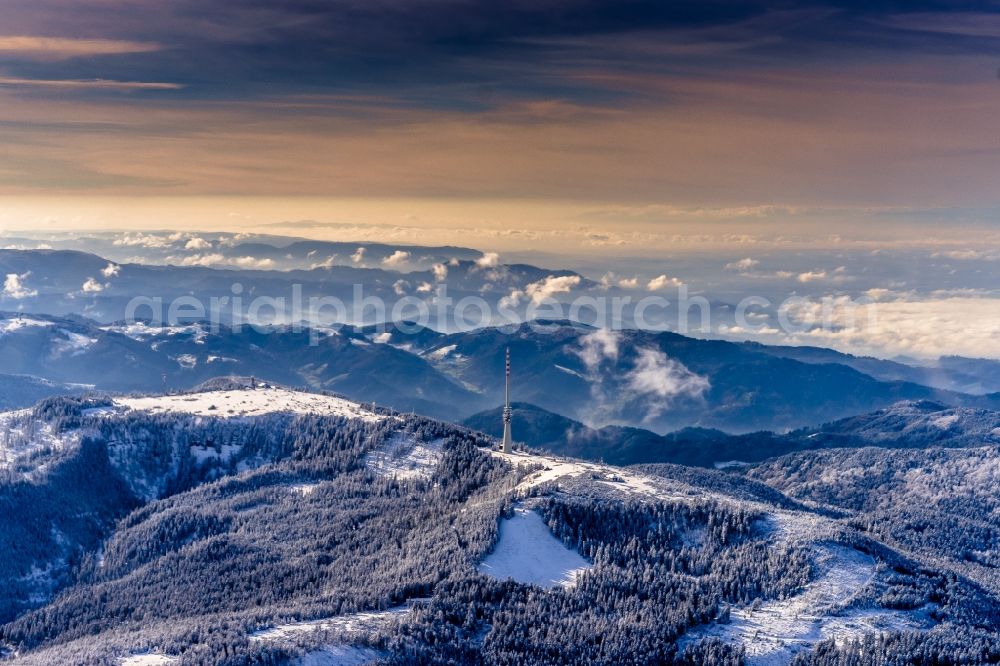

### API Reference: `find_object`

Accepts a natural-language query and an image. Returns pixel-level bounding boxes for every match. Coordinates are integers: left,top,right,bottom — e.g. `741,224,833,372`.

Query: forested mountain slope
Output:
1,384,999,664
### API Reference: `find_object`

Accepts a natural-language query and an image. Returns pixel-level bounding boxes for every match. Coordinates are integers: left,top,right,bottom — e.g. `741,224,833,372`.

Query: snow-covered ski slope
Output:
477,507,591,588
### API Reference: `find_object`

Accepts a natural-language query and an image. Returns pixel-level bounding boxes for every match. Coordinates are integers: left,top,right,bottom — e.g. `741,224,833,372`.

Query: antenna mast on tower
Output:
501,347,513,453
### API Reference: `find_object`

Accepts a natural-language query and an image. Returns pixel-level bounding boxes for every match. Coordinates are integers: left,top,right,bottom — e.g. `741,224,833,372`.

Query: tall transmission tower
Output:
501,347,513,454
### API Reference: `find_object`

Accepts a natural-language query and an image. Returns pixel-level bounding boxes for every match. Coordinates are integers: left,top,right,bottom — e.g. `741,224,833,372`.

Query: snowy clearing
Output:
680,544,933,664
51,330,97,356
931,413,959,429
119,654,178,666
491,449,692,504
425,344,457,360
114,388,386,421
250,605,417,643
190,443,242,464
101,322,207,343
477,506,591,589
366,434,444,480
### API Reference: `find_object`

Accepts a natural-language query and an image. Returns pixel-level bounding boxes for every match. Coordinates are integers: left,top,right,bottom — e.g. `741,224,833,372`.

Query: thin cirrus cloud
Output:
0,76,182,90
0,35,161,60
880,12,1000,39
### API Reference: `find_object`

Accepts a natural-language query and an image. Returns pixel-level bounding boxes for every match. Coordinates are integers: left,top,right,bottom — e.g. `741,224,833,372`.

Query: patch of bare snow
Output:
0,317,52,334
81,405,117,417
119,654,178,666
250,605,417,643
102,322,208,343
50,330,97,356
931,413,959,429
477,506,591,589
426,344,457,360
290,482,321,496
491,449,691,503
190,443,242,464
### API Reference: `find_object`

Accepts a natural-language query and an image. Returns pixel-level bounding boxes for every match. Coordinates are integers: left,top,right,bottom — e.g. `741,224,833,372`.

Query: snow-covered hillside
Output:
113,387,386,421
680,544,934,664
483,447,939,662
0,409,79,474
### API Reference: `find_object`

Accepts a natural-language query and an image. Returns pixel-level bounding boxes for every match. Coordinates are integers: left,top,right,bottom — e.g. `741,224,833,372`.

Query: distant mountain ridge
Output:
426,319,1000,432
0,248,591,325
466,399,1000,468
742,341,1000,395
464,402,728,466
1,313,998,432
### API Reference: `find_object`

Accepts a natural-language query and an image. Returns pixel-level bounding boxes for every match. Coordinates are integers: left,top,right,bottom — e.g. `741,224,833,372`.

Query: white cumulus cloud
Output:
618,277,639,289
2,272,36,299
184,237,212,250
647,274,684,290
230,256,275,269
475,252,500,268
504,275,582,307
101,262,120,278
382,250,410,267
81,277,105,293
797,270,828,283
725,257,760,272
164,254,274,269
